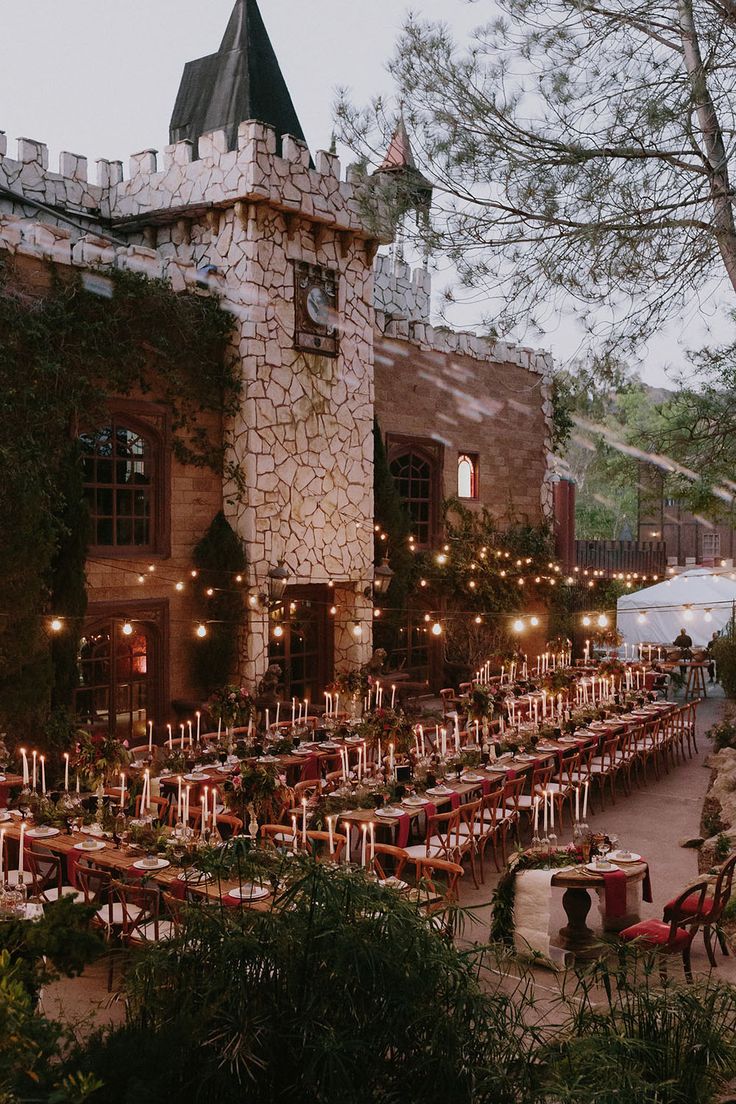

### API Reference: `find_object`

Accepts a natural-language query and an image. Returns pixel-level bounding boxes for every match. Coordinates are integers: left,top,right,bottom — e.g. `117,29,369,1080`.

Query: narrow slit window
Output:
457,454,478,499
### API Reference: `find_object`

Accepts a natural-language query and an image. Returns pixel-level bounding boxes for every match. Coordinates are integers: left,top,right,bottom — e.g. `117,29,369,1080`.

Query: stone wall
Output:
374,330,553,526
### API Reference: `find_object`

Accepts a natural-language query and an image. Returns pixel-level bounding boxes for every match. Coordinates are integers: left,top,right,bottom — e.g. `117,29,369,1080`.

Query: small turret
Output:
373,116,433,224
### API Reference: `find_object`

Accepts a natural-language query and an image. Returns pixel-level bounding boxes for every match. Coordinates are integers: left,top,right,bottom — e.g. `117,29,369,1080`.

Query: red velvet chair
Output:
663,853,736,967
620,879,710,982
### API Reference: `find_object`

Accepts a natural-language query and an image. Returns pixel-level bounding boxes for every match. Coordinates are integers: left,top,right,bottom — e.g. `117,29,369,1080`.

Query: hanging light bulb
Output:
582,615,592,627
49,617,63,633
704,608,713,623
597,614,609,628
175,581,184,592
272,624,284,639
683,606,693,622
138,574,145,584
235,574,243,584
637,611,648,624
435,552,448,566
512,618,525,633
148,564,155,573
530,615,539,627
431,621,443,636
352,621,363,638
122,621,133,636
196,623,207,638
329,605,337,616
191,570,198,578
474,615,482,624
206,587,214,597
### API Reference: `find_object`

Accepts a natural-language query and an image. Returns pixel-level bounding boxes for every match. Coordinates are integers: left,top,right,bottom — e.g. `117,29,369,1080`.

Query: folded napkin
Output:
395,813,411,849
602,868,628,918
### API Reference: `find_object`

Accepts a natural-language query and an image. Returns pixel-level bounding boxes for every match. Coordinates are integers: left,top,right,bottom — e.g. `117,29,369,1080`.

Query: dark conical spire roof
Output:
169,0,307,155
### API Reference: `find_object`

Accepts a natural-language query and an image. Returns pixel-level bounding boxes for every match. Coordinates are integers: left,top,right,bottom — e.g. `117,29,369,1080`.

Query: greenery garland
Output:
0,260,238,748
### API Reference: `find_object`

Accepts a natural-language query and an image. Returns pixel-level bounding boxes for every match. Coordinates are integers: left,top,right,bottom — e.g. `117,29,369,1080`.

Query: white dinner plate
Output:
294,747,316,756
177,869,213,884
402,797,429,807
375,807,404,818
318,742,339,750
184,773,209,782
378,877,409,891
608,851,641,863
227,883,269,901
426,786,454,796
26,826,60,838
133,857,170,871
461,774,485,783
74,839,106,852
585,861,619,873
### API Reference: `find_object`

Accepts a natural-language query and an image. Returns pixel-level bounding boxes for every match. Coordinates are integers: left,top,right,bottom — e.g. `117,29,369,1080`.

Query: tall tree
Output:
337,0,736,352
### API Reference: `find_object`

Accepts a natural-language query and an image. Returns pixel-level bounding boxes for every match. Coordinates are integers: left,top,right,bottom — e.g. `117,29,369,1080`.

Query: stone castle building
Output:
0,0,553,737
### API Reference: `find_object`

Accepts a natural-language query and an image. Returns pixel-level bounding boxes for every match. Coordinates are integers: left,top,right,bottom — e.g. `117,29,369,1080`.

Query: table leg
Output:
558,887,599,960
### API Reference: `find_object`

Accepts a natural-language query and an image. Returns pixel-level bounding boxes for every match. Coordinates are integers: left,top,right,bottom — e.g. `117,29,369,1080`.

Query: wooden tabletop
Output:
551,860,647,889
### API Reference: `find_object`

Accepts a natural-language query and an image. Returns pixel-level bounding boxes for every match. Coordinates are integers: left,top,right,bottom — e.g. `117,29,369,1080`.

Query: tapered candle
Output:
188,721,193,748
549,791,555,829
184,785,190,827
533,796,539,834
361,823,367,867
63,753,69,792
583,781,589,820
335,693,339,716
18,823,25,877
304,698,309,721
167,724,173,748
292,697,296,725
120,772,126,811
180,723,185,745
76,773,80,794
369,822,375,862
32,751,37,791
143,769,150,816
265,708,270,732
391,685,396,709
575,785,580,823
291,814,298,849
212,794,217,835
543,792,548,833
177,776,183,822
40,755,46,794
196,712,201,742
148,720,153,751
20,748,29,786
328,815,335,855
202,787,209,832
301,798,308,844
0,828,4,884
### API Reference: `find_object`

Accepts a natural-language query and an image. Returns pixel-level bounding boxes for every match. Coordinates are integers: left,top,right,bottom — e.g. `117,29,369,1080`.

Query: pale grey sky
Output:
0,0,730,384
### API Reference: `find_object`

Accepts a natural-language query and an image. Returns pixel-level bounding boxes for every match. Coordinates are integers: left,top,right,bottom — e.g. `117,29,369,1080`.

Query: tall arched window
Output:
80,414,165,552
457,453,478,499
390,449,433,546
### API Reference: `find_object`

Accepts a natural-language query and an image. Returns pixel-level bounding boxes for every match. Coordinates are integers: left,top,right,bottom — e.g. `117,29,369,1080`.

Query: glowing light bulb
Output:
582,615,592,627
512,619,525,633
352,622,363,638
138,574,145,584
683,608,693,622
196,623,207,638
530,616,539,627
206,587,214,597
474,615,482,624
272,624,284,639
436,553,447,566
597,614,609,628
431,621,442,636
329,605,337,615
637,612,647,624
704,609,713,623
235,575,243,583
175,581,184,592
122,621,133,636
50,617,63,632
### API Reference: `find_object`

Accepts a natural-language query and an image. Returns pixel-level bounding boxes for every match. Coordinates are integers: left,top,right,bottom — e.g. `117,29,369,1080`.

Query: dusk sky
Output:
2,0,730,385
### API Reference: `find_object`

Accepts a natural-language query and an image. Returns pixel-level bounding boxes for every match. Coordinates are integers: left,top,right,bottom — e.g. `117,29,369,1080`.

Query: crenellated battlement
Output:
0,212,217,294
373,252,431,323
0,121,390,242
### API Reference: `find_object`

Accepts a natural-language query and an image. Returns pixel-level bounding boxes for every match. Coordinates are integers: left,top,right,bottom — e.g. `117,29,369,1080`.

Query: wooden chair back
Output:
370,843,408,881
305,830,346,863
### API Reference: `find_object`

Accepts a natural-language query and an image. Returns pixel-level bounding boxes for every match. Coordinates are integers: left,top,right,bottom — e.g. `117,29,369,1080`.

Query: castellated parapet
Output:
0,122,390,247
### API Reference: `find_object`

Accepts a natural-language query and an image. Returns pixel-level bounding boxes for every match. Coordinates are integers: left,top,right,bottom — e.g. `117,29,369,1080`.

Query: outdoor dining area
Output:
0,648,721,981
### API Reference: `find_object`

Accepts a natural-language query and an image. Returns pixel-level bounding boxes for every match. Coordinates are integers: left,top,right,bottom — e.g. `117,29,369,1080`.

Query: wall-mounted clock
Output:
294,261,339,356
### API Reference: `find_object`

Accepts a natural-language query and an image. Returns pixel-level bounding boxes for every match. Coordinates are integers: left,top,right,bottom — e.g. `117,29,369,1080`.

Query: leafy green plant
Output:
191,512,246,693
708,713,736,751
712,638,736,698
715,833,732,863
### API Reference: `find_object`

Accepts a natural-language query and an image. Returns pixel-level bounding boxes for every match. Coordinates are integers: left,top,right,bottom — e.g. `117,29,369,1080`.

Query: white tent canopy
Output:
617,568,736,647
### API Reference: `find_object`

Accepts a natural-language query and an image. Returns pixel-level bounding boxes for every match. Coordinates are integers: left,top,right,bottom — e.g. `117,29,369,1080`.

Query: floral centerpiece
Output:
357,707,415,757
72,727,130,788
208,685,255,728
329,669,372,698
223,763,293,825
598,657,625,678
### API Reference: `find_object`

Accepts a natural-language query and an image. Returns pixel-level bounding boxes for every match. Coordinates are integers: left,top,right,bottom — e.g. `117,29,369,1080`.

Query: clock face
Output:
306,285,329,327
294,262,339,356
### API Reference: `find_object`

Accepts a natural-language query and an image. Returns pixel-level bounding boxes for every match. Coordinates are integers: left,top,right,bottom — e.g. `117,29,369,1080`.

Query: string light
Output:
582,615,592,627
272,624,284,639
431,621,443,636
137,574,145,584
530,615,539,627
637,611,648,624
49,617,63,632
206,587,214,597
352,621,363,638
705,609,713,622
235,575,243,584
329,606,337,615
148,564,155,573
175,581,184,592
512,618,525,633
196,623,208,638
122,621,133,636
597,614,609,628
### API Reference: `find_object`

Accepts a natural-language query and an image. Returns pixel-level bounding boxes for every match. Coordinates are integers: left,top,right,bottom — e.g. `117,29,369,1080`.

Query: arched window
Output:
457,454,478,499
390,450,433,546
80,416,163,552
